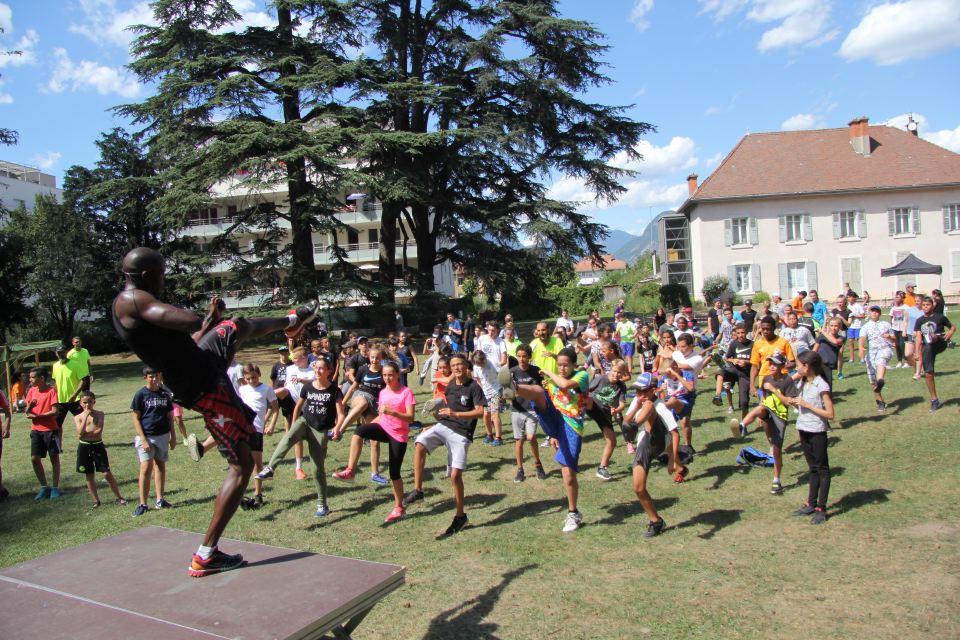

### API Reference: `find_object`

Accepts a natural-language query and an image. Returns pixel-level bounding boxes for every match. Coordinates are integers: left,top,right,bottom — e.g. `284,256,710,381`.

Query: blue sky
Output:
2,0,959,236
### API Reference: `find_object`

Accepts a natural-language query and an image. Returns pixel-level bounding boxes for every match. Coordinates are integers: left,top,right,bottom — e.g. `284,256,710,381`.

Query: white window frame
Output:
838,210,858,239
945,203,960,234
892,206,916,237
732,263,754,294
784,214,803,243
786,260,808,291
730,217,749,246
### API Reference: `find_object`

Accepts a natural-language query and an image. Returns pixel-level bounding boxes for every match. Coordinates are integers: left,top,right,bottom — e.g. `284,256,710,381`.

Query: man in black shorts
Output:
712,323,753,418
912,296,955,412
112,247,318,577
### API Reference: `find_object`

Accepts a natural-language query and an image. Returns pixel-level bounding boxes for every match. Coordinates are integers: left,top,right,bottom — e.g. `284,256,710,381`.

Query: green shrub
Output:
750,290,771,304
702,274,732,304
659,283,691,310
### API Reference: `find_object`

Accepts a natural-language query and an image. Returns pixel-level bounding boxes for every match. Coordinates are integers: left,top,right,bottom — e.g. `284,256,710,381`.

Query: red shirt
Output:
26,385,58,431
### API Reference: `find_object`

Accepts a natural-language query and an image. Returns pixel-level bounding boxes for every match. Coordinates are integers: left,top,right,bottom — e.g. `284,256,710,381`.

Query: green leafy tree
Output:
356,0,653,300
120,0,366,301
0,224,31,333
7,196,113,339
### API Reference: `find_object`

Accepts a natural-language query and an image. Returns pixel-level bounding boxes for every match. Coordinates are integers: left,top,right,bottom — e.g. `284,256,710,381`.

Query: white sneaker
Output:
185,434,201,462
562,510,582,533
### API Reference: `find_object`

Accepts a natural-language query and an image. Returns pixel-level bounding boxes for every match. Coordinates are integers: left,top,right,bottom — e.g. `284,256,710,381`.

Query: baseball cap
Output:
771,291,781,298
632,372,658,391
277,345,289,352
868,305,881,312
744,299,753,305
356,336,368,343
766,350,786,366
55,345,66,353
906,283,915,288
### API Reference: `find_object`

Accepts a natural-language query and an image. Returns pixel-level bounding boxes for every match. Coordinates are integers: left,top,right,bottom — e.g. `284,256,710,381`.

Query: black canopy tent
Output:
879,253,942,278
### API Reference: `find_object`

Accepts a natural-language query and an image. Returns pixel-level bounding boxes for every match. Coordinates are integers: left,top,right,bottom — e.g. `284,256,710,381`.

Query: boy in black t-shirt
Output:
508,345,546,482
587,360,629,481
911,296,955,412
258,358,344,516
130,367,175,516
712,324,753,418
403,354,486,537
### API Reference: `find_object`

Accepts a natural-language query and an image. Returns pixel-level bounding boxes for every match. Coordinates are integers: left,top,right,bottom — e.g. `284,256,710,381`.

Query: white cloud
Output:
840,0,960,65
884,112,960,153
229,0,275,29
611,137,699,176
69,0,153,48
0,28,39,68
0,92,11,104
29,151,62,170
781,113,825,130
630,0,654,31
0,3,12,34
705,105,722,116
698,0,838,51
46,48,142,98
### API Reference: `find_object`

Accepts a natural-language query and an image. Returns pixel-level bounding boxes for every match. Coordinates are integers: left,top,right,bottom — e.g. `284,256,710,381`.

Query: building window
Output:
787,261,807,290
952,249,960,282
731,218,748,245
945,204,960,233
347,227,359,246
840,257,862,294
839,211,856,238
889,207,919,236
894,208,911,234
734,265,752,293
368,229,378,244
784,215,802,242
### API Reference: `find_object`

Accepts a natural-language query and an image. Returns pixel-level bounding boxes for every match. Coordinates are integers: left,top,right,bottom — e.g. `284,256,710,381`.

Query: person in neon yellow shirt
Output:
529,322,564,374
52,346,84,429
503,325,523,361
614,311,637,372
67,336,93,390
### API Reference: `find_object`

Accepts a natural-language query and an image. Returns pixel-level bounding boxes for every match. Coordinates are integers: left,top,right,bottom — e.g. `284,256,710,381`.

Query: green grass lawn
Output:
1,344,958,639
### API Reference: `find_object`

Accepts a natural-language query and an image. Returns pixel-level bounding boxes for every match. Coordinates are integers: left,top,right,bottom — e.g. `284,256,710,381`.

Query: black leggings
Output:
355,422,407,480
893,330,905,362
799,430,830,509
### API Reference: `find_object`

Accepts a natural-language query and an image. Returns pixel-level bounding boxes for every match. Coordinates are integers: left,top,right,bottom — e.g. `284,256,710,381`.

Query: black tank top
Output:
111,296,219,405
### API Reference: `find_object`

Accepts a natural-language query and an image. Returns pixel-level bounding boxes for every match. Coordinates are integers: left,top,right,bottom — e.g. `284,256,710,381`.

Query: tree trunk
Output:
377,203,401,306
411,204,436,293
278,6,315,297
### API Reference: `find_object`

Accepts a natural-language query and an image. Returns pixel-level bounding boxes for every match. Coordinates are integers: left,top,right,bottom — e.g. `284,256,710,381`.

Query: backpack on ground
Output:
736,446,774,467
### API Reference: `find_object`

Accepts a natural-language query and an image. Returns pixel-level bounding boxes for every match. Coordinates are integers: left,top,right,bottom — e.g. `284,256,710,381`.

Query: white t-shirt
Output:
476,335,506,367
284,364,316,403
848,303,866,329
226,363,244,393
625,398,679,433
861,320,894,355
472,360,502,399
672,350,704,373
889,305,909,333
556,317,574,334
778,325,815,355
239,382,277,433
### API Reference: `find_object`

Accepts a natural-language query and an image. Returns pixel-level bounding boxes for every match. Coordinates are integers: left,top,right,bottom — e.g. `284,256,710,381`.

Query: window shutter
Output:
888,210,895,236
953,250,960,281
832,212,840,239
752,263,762,292
802,214,813,241
778,216,786,243
806,262,818,291
727,265,737,289
778,263,788,294
857,210,867,238
912,207,921,234
724,218,732,247
749,217,759,245
946,207,952,233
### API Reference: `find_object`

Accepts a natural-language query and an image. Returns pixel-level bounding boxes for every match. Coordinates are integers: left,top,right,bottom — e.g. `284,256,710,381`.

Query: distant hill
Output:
604,210,673,264
602,228,640,257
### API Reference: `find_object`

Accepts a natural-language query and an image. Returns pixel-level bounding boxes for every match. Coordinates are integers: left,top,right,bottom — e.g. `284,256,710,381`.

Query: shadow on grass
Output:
697,436,742,458
595,497,678,526
830,488,891,516
468,457,516,483
840,413,887,428
403,492,507,525
889,396,923,411
471,498,561,529
671,508,743,539
688,465,746,490
423,564,537,640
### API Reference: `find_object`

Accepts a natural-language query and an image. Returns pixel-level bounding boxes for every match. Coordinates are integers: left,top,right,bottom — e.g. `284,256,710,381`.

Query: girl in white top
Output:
470,350,504,445
780,350,834,525
238,363,279,504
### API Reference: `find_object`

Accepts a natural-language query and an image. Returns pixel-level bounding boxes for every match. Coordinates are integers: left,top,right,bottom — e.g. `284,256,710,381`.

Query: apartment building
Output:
662,117,960,301
0,160,62,213
181,175,455,308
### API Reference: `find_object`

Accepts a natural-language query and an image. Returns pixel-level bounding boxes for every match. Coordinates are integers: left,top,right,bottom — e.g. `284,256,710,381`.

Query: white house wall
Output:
690,186,960,301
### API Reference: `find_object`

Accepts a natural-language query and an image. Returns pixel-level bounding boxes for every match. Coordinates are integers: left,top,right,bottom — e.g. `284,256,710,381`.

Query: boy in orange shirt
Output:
749,317,795,396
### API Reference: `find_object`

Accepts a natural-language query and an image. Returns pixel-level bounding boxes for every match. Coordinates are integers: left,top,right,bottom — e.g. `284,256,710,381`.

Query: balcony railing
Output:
185,203,384,228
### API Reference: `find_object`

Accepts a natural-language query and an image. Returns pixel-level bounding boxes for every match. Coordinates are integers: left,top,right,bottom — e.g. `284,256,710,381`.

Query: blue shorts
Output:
847,328,861,340
671,393,696,420
535,391,583,472
620,342,635,357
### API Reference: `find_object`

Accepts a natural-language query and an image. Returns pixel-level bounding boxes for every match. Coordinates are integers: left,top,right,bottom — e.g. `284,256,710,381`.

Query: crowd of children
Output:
0,286,954,548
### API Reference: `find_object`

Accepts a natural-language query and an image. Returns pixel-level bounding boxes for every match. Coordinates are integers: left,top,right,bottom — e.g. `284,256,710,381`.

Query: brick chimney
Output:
687,173,698,197
849,116,871,156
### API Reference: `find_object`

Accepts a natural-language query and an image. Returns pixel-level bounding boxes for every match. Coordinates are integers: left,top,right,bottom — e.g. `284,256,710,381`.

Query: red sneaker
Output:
384,506,406,523
284,299,320,338
332,467,356,482
188,549,245,578
294,468,309,480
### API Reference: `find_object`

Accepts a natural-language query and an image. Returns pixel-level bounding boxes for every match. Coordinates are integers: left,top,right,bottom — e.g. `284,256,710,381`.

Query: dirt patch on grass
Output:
901,522,958,539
